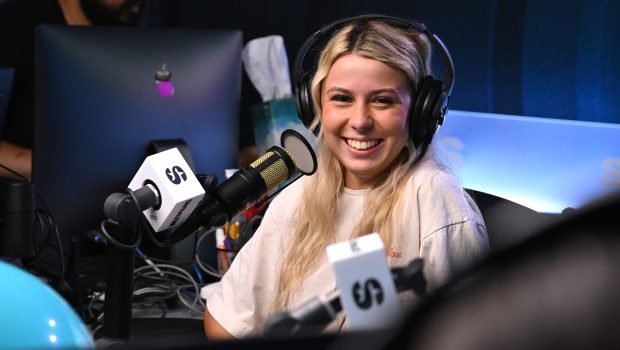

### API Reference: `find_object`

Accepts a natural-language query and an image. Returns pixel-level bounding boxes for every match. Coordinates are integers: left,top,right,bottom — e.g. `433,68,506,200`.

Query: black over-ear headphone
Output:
293,14,455,151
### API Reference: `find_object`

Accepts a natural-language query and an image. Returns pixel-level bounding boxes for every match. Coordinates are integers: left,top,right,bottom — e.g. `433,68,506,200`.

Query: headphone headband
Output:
294,14,454,97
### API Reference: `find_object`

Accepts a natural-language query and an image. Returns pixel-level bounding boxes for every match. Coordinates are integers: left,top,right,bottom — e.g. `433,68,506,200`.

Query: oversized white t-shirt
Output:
206,163,489,338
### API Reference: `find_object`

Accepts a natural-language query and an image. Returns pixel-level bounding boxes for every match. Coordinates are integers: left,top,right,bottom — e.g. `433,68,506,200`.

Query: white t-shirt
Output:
206,163,489,338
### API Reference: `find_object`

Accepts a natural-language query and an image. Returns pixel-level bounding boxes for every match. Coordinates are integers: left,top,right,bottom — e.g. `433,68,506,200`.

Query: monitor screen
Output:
435,110,620,213
32,25,242,280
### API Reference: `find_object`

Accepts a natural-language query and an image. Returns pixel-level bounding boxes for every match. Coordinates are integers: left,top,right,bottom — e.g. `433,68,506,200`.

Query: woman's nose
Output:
349,103,373,131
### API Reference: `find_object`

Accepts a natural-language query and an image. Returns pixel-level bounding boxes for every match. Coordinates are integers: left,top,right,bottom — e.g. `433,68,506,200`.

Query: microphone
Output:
209,145,297,220
263,258,428,337
126,147,206,232
124,129,317,244
326,233,402,332
181,129,317,235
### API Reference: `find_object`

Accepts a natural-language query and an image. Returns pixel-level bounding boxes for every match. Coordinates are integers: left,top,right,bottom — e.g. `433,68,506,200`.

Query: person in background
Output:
204,16,489,339
0,0,144,180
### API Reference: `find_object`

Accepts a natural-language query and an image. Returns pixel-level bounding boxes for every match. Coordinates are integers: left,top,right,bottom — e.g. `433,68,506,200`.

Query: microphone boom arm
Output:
262,258,428,337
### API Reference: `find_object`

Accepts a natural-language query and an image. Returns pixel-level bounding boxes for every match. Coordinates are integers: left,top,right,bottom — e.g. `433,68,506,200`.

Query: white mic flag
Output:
128,148,205,232
326,233,402,331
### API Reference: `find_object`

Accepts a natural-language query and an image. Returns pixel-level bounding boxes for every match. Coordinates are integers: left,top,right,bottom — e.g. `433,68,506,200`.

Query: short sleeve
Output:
206,177,305,337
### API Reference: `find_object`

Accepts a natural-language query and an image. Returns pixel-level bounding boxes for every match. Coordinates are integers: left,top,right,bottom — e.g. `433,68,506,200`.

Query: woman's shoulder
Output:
405,161,479,223
408,161,462,196
407,163,482,241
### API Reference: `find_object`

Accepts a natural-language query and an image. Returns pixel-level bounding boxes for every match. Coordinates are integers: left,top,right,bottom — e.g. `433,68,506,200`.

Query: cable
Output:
195,255,222,279
176,285,205,315
6,191,68,281
134,262,204,315
194,228,222,279
192,261,204,284
87,292,105,320
135,247,164,275
99,219,141,250
94,261,201,324
31,180,67,280
33,209,50,253
23,209,53,266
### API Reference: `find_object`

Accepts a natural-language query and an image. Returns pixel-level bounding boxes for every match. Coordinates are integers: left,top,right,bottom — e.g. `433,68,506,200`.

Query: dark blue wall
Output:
160,0,620,125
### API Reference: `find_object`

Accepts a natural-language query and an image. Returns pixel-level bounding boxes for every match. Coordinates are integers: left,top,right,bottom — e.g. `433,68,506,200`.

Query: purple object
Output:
155,81,175,98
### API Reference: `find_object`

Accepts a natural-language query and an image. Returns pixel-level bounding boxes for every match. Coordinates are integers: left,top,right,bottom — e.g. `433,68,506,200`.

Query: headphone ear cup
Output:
421,81,444,144
295,73,320,135
431,90,449,131
410,76,441,148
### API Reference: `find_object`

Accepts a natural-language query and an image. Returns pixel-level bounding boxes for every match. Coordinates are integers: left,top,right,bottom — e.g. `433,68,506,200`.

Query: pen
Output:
230,222,240,241
215,227,230,274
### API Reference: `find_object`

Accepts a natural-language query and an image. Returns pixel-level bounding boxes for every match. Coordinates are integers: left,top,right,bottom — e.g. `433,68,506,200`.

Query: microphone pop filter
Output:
281,129,317,176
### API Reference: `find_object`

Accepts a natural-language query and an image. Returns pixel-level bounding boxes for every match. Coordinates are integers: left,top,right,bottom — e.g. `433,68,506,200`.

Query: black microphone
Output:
201,129,317,221
157,129,317,245
208,145,297,220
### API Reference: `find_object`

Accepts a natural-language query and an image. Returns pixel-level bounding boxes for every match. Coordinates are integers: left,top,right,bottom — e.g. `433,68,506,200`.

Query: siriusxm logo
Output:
352,278,384,310
166,166,187,184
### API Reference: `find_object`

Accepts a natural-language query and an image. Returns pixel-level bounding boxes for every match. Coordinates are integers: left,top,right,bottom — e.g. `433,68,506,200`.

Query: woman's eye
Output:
330,94,351,103
373,96,394,105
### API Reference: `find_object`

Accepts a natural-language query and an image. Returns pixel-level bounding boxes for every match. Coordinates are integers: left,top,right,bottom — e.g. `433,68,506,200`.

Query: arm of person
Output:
414,169,490,290
420,218,489,290
0,140,32,180
204,308,235,341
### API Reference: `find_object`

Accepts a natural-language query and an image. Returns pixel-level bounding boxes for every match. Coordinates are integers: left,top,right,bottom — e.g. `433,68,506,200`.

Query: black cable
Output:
51,217,65,278
22,196,66,284
135,253,177,265
33,209,50,253
25,209,52,260
99,219,141,250
33,188,67,279
192,230,199,260
158,302,167,318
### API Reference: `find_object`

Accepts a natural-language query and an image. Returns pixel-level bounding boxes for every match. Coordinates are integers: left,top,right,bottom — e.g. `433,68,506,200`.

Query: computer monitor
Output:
32,25,242,281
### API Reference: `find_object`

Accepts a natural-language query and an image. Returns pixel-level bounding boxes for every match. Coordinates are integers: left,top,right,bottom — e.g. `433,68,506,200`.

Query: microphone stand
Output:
263,258,428,337
96,221,140,347
93,190,146,348
94,175,220,348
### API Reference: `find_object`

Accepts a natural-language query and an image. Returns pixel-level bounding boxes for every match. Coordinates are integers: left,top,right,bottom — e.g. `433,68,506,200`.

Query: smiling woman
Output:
204,15,490,340
320,54,411,189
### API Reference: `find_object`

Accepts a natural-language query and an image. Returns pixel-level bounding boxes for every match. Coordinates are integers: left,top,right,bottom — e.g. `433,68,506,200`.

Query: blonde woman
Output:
204,15,489,339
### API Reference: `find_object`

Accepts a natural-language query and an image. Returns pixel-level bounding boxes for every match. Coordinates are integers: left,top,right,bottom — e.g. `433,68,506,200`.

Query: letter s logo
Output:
352,278,384,310
166,166,187,184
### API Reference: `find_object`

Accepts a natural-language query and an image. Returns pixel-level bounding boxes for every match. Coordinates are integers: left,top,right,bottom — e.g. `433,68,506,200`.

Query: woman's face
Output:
320,53,411,189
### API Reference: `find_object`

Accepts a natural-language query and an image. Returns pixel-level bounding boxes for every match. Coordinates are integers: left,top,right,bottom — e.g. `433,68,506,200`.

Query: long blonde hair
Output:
273,19,434,310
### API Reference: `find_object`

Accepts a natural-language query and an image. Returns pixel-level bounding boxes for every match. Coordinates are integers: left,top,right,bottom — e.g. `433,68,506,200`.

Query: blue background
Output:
145,0,620,210
154,0,620,125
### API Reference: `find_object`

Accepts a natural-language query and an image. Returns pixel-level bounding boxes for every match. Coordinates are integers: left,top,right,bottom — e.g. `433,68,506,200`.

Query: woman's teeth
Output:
346,139,380,150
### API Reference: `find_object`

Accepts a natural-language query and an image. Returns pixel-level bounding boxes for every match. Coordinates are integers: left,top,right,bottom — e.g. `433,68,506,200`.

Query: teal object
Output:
0,261,94,349
250,97,316,156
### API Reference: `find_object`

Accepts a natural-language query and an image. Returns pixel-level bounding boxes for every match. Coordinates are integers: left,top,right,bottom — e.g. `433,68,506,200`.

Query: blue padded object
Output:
0,261,93,349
